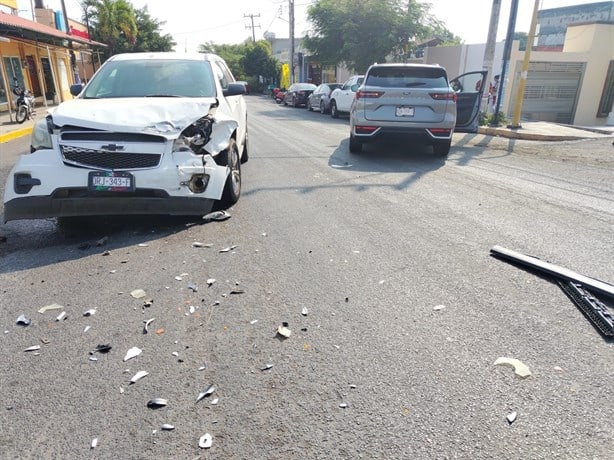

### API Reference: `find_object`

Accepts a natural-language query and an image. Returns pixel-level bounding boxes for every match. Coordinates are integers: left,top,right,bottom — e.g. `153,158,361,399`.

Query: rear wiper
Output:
404,82,426,87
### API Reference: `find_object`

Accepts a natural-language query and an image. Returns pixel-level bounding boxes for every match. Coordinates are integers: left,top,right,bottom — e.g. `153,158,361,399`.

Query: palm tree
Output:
82,0,137,58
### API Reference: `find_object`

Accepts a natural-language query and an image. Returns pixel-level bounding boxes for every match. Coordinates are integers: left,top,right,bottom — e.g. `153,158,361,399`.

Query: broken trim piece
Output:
490,245,614,300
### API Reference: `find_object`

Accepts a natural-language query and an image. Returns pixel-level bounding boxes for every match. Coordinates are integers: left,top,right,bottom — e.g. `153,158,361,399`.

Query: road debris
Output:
277,323,292,338
301,307,309,316
187,283,198,292
339,403,348,408
203,210,231,222
38,303,63,314
197,384,216,402
123,346,142,362
199,433,213,448
219,245,237,253
507,411,518,424
91,344,112,354
433,305,446,311
55,311,67,322
161,424,175,431
494,357,532,378
147,398,168,409
90,438,98,449
83,309,96,317
130,289,146,299
207,278,216,287
192,242,213,248
24,345,41,352
129,371,149,384
83,326,91,333
260,364,274,371
16,314,31,326
142,299,153,309
143,318,155,334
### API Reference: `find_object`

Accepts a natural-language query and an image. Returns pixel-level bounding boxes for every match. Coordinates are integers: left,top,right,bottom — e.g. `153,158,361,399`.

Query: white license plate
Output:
89,172,134,191
396,106,415,117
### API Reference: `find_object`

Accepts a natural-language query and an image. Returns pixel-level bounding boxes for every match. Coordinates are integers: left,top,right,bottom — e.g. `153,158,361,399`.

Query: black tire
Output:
292,97,298,108
16,105,28,124
307,100,313,111
433,140,451,156
330,100,339,118
217,138,241,208
349,133,362,153
320,101,326,113
240,125,249,164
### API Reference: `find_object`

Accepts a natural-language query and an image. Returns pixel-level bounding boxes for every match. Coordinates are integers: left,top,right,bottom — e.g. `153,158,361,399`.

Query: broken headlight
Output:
173,115,214,154
30,116,53,152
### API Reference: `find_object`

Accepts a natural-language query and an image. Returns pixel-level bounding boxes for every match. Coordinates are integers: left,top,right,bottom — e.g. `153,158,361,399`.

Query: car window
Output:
83,59,215,98
365,67,447,88
214,60,235,91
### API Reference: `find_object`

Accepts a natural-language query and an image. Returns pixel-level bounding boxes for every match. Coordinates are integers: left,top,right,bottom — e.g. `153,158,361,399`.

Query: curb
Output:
477,126,585,141
0,126,33,144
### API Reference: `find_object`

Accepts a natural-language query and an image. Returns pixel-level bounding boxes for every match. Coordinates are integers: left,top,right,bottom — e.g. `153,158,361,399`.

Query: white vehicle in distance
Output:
329,75,364,118
4,52,248,223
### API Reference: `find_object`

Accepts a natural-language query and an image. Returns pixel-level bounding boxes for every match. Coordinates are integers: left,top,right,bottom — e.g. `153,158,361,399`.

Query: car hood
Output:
49,97,231,138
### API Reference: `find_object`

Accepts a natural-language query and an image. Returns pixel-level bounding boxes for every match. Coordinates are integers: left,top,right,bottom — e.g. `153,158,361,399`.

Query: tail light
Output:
428,128,452,137
430,92,457,102
356,90,384,99
355,125,379,134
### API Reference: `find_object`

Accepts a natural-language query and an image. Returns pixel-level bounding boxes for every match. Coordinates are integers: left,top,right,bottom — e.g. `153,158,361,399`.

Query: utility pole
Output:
491,0,519,126
509,0,539,129
289,0,295,85
60,0,79,83
482,0,502,113
244,14,261,44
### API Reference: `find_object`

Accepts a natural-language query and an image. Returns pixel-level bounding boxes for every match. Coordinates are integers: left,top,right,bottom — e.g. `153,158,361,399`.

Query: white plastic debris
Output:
277,324,292,338
339,403,348,408
199,433,213,448
172,352,179,357
301,307,309,316
207,278,216,286
24,345,41,352
83,309,96,317
147,398,167,408
84,326,91,333
161,424,175,431
38,303,64,314
143,318,155,334
203,210,231,222
16,314,31,326
55,311,67,321
197,384,216,402
494,357,532,378
130,289,146,299
250,320,258,324
130,371,149,384
123,346,143,362
260,364,274,371
507,411,518,424
433,305,446,311
91,438,98,449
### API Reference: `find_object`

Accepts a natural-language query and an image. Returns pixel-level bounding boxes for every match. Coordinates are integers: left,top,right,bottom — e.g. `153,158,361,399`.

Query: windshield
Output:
82,59,216,98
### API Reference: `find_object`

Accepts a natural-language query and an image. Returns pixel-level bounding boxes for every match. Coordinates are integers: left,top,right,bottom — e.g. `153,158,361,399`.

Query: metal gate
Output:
510,61,585,124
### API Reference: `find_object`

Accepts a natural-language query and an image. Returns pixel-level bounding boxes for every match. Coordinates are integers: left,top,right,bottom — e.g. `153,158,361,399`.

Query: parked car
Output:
329,75,364,118
306,83,342,113
348,63,486,156
3,52,248,223
282,83,317,107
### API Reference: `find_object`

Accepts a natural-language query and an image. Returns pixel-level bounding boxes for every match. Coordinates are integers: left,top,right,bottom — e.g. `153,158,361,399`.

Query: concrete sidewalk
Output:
1,105,613,144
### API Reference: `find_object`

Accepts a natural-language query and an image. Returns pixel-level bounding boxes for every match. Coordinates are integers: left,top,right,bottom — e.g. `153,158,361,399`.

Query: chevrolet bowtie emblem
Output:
101,144,125,152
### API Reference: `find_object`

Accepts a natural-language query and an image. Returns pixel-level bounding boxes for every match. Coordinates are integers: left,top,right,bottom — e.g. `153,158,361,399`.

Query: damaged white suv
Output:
3,52,248,222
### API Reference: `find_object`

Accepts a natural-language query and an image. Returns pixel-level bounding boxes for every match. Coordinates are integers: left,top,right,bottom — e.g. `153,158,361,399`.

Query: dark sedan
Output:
282,83,317,107
307,83,342,113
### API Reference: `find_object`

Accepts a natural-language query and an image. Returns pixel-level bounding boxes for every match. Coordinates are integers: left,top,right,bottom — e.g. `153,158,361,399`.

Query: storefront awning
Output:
0,11,106,48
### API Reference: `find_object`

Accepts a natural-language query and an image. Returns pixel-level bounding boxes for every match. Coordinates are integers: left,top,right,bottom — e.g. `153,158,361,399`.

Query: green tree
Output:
303,0,460,73
132,6,176,52
198,42,247,78
82,0,137,58
241,40,279,83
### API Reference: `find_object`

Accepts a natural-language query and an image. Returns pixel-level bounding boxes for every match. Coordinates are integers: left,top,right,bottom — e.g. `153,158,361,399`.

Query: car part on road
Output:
490,245,614,299
491,245,614,336
558,280,614,336
494,357,532,378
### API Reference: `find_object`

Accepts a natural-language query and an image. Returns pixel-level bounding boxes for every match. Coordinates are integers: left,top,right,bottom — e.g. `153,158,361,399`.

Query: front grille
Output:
60,145,161,170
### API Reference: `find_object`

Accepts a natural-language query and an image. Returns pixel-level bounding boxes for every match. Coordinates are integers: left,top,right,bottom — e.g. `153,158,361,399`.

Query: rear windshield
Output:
365,67,448,88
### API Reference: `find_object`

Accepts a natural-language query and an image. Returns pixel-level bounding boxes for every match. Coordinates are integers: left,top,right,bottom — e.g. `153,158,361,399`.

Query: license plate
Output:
396,106,414,117
88,171,134,192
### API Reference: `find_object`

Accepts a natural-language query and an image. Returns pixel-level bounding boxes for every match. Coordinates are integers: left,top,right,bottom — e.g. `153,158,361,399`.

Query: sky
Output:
15,0,605,51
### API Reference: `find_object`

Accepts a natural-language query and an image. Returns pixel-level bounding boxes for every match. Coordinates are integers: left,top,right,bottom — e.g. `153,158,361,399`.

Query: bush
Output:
479,111,507,126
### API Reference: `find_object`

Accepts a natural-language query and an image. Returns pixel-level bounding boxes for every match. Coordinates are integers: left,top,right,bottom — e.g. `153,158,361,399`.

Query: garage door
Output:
510,61,585,124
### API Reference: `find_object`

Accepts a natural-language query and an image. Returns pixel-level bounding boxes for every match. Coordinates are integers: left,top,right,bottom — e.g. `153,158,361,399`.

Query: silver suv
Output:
349,63,458,155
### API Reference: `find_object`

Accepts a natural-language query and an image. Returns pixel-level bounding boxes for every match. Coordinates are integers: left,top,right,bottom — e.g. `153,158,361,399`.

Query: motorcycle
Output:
12,78,36,124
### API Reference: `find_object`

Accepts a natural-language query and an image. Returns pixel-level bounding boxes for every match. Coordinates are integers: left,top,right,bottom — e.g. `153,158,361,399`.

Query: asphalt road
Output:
1,95,613,460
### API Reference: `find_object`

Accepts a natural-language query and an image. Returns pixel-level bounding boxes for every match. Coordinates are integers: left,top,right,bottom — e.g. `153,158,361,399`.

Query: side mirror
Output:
350,84,359,92
223,83,246,97
70,84,83,96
